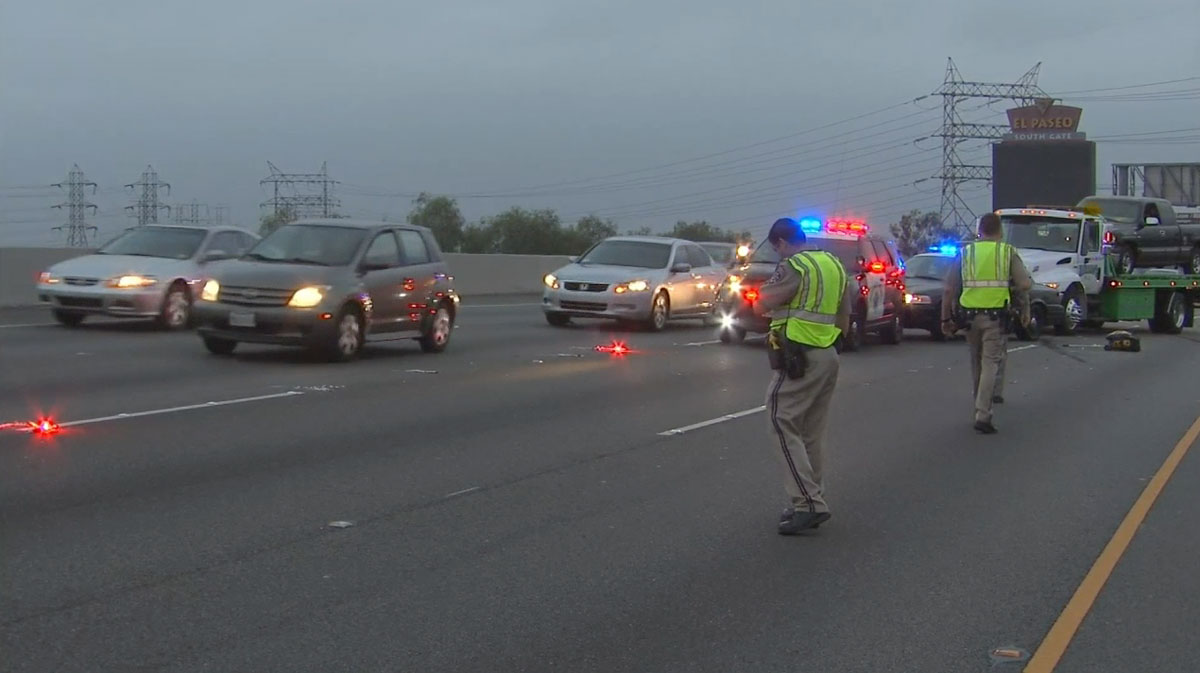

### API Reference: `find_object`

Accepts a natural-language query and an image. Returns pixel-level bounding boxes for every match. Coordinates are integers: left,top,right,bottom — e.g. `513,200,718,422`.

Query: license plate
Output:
228,311,256,328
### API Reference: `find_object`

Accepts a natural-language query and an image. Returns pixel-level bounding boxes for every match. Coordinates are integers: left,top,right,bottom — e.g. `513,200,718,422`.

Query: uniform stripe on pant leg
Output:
768,371,814,513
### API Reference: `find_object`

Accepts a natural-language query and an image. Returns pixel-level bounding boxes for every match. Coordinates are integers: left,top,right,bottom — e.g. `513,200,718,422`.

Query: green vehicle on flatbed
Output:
995,205,1199,335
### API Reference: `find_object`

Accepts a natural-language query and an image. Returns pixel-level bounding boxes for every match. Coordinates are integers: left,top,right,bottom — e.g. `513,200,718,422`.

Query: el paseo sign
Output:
1006,101,1083,132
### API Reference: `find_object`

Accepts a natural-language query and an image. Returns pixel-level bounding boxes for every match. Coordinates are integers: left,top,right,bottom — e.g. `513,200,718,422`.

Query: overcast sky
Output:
2,0,1198,247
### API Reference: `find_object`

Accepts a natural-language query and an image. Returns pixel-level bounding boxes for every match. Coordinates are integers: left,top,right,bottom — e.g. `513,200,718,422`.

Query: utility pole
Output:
933,58,1048,235
260,161,340,219
51,164,99,247
124,165,171,226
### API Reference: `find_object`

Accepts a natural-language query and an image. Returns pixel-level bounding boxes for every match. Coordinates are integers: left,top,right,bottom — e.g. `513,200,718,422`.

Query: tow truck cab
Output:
715,218,905,351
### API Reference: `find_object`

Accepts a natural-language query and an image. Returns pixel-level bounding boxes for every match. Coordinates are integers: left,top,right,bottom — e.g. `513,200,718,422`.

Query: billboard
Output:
1002,100,1086,141
992,141,1097,210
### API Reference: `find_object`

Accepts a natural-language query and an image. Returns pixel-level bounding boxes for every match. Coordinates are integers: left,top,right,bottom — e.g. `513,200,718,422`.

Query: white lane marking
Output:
658,405,766,436
444,486,481,498
58,391,305,428
1007,344,1039,353
679,340,722,347
0,322,56,329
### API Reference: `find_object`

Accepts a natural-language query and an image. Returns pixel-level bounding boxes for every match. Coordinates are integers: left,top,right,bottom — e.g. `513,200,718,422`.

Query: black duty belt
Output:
961,308,1007,320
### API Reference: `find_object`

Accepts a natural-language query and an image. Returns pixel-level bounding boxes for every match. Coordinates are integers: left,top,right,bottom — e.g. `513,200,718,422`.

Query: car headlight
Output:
727,275,743,293
38,272,60,285
288,286,327,308
904,293,931,304
543,273,559,289
108,275,157,288
614,280,650,294
200,280,220,301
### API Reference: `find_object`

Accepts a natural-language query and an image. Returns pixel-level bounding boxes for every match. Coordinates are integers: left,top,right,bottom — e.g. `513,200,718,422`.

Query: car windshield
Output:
577,240,672,268
1001,216,1080,253
244,224,367,266
1077,198,1142,224
905,254,957,280
700,244,733,264
96,226,207,259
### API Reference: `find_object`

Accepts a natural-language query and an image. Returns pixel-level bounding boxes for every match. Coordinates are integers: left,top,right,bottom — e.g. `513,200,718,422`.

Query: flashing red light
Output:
595,340,631,355
742,288,760,302
30,418,60,436
1102,231,1115,244
402,278,416,292
868,261,885,273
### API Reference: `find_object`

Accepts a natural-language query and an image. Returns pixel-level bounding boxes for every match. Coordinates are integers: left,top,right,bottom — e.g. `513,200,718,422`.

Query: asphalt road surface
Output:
2,298,1198,672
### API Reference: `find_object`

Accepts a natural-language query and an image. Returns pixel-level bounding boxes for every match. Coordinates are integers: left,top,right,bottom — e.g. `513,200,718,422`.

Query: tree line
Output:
260,193,957,258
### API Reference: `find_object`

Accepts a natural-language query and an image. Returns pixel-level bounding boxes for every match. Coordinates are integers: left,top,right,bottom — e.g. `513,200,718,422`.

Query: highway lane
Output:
1,302,1198,672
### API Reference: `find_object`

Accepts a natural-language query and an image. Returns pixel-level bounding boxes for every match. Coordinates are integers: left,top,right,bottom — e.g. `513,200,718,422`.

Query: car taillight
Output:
868,261,885,273
743,288,759,302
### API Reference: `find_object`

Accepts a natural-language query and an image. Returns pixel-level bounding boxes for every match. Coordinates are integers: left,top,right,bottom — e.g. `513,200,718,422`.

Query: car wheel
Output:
157,282,192,330
324,307,364,362
202,335,237,356
880,312,902,345
52,310,85,327
1188,247,1200,275
419,304,453,353
719,325,746,344
646,292,669,332
841,314,864,352
1114,246,1136,275
545,312,570,327
1016,304,1045,341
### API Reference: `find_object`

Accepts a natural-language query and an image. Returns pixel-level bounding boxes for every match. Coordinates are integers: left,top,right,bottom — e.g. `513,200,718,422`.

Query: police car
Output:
714,218,906,351
900,243,1066,341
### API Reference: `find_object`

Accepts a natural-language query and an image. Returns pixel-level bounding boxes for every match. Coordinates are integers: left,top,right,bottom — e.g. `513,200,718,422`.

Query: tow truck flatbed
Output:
1092,254,1199,332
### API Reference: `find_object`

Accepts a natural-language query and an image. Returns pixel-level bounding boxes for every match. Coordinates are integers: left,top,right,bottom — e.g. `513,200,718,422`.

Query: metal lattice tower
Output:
212,205,228,227
50,164,99,247
124,165,171,226
173,200,210,225
260,161,340,218
934,58,1049,234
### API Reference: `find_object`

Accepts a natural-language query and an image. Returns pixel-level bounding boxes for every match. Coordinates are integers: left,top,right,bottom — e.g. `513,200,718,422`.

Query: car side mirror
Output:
671,262,692,274
1144,216,1160,226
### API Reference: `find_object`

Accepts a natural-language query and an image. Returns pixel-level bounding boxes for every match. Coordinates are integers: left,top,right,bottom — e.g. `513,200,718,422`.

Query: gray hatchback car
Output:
193,219,459,361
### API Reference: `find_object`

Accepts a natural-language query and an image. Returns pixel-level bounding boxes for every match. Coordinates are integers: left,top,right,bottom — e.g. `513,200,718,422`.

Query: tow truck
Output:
995,206,1200,335
715,218,905,351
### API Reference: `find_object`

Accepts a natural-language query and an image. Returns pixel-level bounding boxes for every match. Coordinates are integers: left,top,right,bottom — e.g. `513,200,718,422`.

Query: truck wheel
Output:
1149,291,1187,334
1114,246,1137,275
1055,287,1085,336
1188,247,1200,275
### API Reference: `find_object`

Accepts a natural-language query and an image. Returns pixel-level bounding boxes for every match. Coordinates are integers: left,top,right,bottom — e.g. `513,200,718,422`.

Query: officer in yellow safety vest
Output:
940,213,1032,434
753,218,854,535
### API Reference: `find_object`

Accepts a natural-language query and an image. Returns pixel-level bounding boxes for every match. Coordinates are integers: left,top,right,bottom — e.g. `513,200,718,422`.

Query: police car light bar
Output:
799,218,822,233
929,243,959,255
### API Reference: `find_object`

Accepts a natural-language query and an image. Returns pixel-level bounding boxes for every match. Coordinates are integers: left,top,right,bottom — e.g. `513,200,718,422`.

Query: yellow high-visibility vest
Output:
768,250,848,348
960,240,1013,309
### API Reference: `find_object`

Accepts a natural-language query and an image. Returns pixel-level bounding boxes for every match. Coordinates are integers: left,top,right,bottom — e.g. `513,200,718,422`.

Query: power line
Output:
50,164,99,247
260,161,339,218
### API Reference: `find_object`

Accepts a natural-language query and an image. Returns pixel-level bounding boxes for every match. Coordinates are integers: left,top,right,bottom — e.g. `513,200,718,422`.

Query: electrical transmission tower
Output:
260,161,340,219
51,164,99,247
934,58,1048,235
124,165,171,226
173,200,210,225
212,205,229,227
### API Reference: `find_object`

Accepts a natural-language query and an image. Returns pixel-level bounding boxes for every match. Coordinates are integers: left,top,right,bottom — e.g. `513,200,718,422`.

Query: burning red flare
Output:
31,418,60,435
595,340,631,355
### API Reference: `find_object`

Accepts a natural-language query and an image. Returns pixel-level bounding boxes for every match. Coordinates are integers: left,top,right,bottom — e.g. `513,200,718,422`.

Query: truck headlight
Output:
200,280,220,301
288,286,327,308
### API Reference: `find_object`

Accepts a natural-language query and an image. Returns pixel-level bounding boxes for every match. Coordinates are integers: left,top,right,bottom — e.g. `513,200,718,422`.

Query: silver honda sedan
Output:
541,236,730,331
35,224,260,329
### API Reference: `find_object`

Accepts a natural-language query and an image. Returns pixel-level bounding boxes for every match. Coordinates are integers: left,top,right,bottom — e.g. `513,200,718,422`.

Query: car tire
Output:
323,305,365,362
52,310,85,327
1015,304,1045,341
1188,246,1200,275
1114,246,1137,275
419,304,453,353
645,291,669,332
545,312,570,327
880,312,902,345
719,326,746,344
840,313,864,352
202,335,237,356
157,281,192,330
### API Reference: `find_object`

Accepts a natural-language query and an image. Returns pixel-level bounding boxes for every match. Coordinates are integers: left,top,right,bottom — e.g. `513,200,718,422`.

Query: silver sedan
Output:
542,236,730,331
35,224,259,329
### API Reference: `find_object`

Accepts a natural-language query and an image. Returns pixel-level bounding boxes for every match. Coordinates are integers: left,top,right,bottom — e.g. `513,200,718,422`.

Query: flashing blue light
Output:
929,243,959,255
799,218,822,233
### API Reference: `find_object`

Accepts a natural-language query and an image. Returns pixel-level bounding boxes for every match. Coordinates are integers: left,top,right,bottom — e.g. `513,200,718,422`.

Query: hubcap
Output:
653,296,666,327
338,315,361,354
166,291,189,326
1171,295,1185,328
1192,252,1200,272
1065,298,1083,328
431,308,451,345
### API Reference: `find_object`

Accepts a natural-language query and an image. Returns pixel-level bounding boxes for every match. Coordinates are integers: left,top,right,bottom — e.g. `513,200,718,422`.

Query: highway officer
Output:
940,213,1032,434
754,217,854,535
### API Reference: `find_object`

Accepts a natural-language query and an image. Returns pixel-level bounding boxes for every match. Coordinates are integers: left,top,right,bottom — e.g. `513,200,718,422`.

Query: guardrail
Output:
0,247,570,307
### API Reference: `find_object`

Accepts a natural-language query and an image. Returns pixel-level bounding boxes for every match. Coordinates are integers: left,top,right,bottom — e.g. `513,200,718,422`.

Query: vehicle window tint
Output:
398,229,431,265
363,231,401,267
239,233,258,252
208,232,240,256
806,238,861,268
687,245,711,268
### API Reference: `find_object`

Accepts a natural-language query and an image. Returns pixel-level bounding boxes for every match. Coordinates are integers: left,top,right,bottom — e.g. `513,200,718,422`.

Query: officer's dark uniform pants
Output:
967,314,1006,423
765,345,838,514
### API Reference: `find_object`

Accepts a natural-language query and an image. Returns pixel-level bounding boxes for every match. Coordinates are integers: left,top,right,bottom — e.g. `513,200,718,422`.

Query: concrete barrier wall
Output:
0,247,569,307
